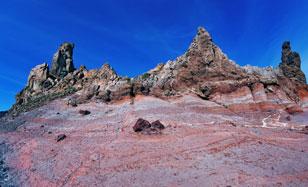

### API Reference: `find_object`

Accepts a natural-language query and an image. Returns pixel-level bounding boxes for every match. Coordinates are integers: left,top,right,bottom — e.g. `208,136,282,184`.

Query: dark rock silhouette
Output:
279,41,306,84
56,134,67,142
79,110,91,115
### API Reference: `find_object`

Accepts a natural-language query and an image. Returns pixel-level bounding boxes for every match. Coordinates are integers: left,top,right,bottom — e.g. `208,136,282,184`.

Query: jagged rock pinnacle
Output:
51,42,75,78
197,26,212,41
279,41,306,84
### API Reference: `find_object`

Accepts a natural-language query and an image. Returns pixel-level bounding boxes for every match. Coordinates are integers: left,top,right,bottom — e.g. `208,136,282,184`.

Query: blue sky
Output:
0,0,308,111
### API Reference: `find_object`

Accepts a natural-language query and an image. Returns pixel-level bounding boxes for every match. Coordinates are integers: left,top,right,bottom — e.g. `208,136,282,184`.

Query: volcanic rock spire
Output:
279,41,306,84
51,42,75,78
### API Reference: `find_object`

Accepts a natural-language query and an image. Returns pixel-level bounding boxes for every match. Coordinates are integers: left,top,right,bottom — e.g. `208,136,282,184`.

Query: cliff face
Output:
11,27,308,114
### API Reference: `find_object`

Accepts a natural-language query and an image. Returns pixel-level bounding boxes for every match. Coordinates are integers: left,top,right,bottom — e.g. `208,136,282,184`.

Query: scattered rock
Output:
79,110,91,115
56,134,67,142
133,118,151,132
151,120,165,129
286,116,291,121
133,119,166,134
67,98,78,107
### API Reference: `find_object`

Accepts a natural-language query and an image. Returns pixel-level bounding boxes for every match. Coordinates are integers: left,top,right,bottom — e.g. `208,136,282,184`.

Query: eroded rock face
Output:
27,63,49,92
279,41,306,84
51,42,75,78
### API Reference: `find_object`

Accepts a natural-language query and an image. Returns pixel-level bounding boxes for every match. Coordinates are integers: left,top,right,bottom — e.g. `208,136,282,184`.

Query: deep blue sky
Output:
0,0,308,110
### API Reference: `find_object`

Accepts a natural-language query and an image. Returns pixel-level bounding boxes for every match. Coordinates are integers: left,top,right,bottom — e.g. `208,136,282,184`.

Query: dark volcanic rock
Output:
151,120,165,130
79,110,91,115
133,118,151,132
133,119,165,134
56,134,67,142
279,41,306,84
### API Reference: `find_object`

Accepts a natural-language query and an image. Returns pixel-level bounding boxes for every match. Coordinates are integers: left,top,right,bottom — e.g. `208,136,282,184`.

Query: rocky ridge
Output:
1,27,308,186
10,27,308,114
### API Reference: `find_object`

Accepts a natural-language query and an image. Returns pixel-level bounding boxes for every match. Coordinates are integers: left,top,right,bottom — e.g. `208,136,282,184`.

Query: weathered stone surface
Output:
27,63,49,92
279,41,306,84
51,42,75,78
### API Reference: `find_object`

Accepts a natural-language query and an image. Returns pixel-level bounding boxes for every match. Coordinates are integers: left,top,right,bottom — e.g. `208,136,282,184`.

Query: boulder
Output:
151,120,165,130
133,118,151,132
56,134,67,142
79,110,91,115
133,119,166,134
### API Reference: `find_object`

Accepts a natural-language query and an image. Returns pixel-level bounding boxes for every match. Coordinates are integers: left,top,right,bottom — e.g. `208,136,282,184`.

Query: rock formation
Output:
279,41,306,84
2,26,308,186
50,42,75,78
10,27,308,115
12,43,78,113
27,63,49,92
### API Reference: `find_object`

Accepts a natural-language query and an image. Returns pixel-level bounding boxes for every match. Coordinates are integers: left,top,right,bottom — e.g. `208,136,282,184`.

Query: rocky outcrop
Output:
27,63,49,92
51,42,75,78
11,43,80,114
279,41,306,84
10,27,308,115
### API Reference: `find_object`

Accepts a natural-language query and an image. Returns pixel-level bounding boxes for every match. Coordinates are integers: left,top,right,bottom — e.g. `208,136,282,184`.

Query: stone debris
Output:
133,118,151,132
133,118,165,134
56,134,67,142
151,120,165,130
79,110,91,115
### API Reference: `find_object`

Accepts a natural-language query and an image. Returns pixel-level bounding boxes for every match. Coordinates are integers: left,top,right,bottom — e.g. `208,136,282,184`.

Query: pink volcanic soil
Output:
1,95,308,186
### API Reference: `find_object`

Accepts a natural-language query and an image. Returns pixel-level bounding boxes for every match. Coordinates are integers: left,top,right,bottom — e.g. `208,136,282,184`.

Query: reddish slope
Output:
1,95,308,186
